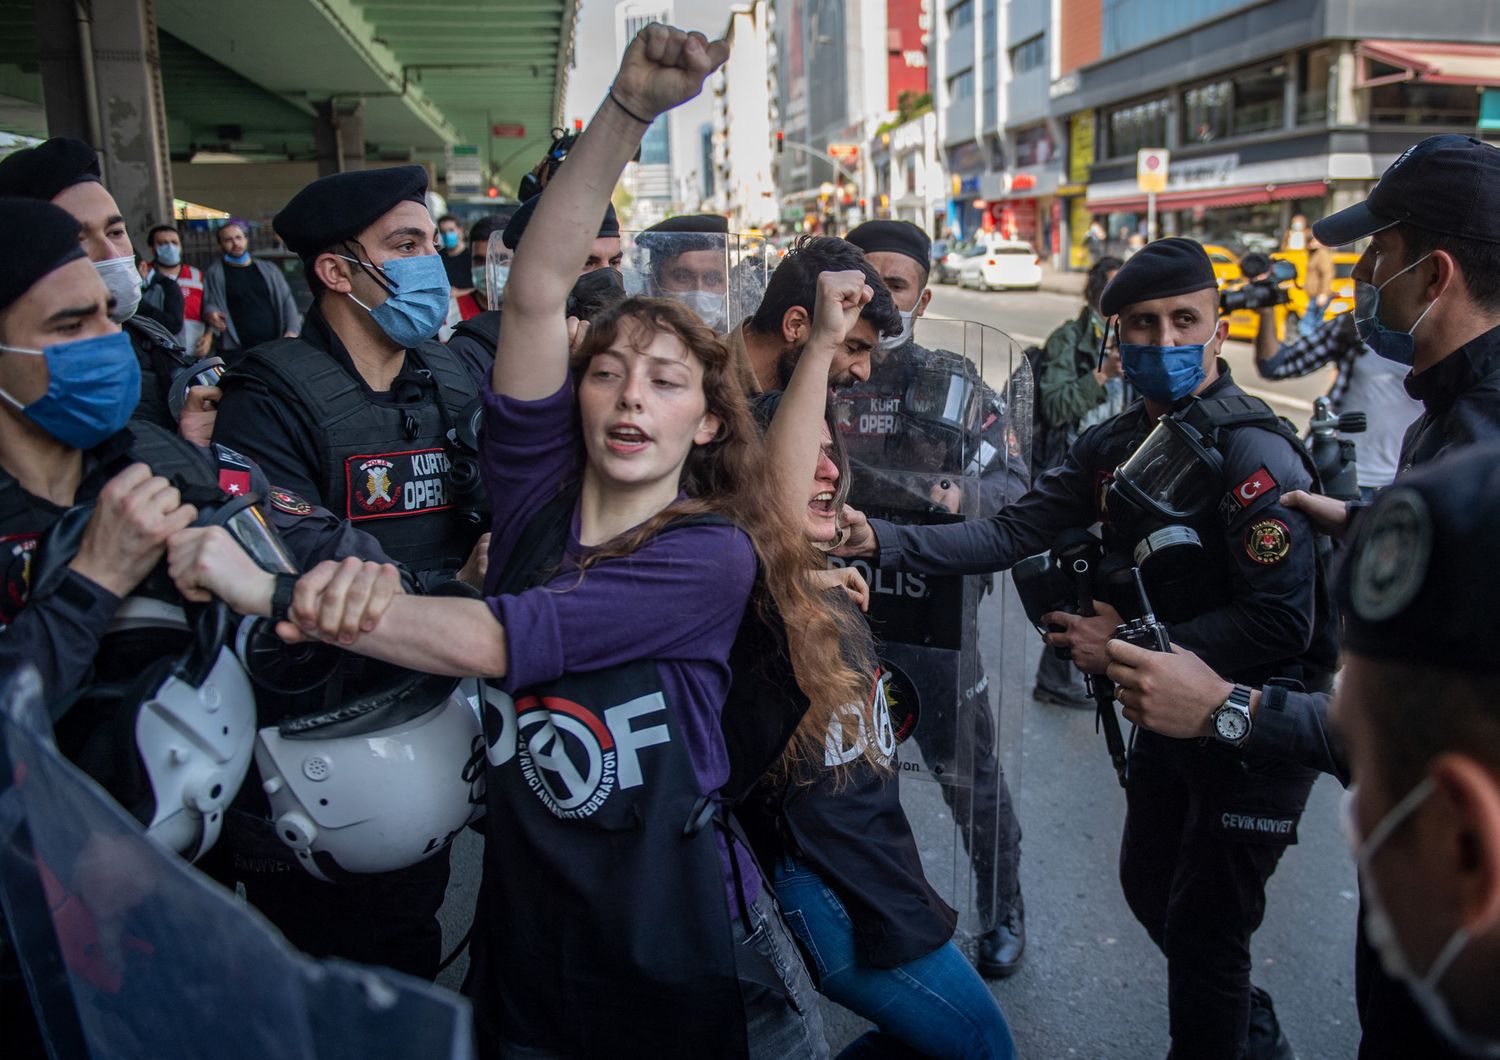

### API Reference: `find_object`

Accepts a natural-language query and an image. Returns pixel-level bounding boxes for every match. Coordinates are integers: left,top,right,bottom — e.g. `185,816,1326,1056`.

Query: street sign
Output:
445,143,483,195
491,123,526,138
1136,148,1169,193
828,142,860,166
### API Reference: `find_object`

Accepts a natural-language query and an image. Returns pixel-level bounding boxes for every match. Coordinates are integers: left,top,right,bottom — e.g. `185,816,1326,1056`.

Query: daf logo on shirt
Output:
480,684,672,819
345,448,454,520
824,671,899,768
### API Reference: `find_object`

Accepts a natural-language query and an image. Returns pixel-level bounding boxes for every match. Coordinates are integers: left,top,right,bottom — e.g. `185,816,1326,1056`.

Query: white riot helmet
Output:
255,667,484,882
37,495,268,863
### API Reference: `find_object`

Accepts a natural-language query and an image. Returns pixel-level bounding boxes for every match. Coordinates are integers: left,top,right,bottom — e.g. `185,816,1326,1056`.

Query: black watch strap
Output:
269,572,298,623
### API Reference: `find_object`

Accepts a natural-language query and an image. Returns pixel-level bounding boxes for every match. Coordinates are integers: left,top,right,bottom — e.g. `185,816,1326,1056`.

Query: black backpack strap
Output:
1187,394,1326,495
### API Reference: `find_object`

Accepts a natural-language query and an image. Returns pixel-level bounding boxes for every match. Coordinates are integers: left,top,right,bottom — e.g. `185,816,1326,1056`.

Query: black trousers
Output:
912,664,1022,928
1119,730,1316,1060
198,840,452,981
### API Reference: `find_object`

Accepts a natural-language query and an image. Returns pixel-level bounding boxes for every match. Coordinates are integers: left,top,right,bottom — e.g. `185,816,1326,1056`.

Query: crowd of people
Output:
2,21,1500,1060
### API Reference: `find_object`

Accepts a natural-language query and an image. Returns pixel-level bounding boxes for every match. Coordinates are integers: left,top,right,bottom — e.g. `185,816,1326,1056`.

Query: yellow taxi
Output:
1221,248,1360,342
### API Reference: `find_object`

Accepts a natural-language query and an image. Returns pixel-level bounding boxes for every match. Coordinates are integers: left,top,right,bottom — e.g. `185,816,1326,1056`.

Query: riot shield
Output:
0,667,474,1060
831,316,1034,949
485,234,510,310
727,233,772,332
620,229,733,333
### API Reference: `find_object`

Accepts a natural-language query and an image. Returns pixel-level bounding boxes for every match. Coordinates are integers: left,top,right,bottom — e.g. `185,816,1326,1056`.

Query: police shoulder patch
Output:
269,488,313,516
1245,518,1291,565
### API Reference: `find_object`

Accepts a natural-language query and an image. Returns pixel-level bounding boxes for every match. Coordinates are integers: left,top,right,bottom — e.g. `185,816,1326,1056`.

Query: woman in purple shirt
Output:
207,25,882,1060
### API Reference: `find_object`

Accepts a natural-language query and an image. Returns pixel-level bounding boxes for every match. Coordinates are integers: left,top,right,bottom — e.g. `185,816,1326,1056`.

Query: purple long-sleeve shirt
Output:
477,378,758,901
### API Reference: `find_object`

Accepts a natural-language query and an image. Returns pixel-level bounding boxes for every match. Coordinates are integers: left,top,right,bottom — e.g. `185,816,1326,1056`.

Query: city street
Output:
926,284,1339,426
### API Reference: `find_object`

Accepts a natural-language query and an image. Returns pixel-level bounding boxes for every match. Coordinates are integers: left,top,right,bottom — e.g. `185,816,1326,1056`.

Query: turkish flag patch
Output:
1227,466,1278,510
219,469,252,497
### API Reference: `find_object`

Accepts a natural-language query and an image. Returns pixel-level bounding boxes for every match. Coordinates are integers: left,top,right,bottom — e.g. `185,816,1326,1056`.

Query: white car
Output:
957,241,1043,291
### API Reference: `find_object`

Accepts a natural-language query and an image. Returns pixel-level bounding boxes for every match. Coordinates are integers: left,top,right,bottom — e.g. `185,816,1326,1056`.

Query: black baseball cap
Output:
1314,135,1500,247
1337,441,1500,674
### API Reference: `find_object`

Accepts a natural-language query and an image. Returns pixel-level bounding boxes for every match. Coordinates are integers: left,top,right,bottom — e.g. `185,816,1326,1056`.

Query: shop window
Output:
1014,123,1055,167
1011,34,1047,76
1181,63,1285,143
1233,63,1285,134
1184,81,1231,143
1297,47,1333,126
948,69,975,101
1106,97,1168,158
1369,81,1480,125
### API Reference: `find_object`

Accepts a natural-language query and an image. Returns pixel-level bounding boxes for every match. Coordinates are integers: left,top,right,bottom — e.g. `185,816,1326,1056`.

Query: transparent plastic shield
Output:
832,316,1034,947
619,230,732,332
728,234,772,332
0,667,474,1060
484,238,511,310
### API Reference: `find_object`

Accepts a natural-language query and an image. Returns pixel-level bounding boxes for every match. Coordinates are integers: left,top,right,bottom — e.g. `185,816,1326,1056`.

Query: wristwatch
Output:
1210,685,1254,747
269,572,298,623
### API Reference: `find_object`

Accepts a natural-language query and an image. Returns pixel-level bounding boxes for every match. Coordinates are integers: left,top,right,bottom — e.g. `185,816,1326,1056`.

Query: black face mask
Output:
566,267,627,322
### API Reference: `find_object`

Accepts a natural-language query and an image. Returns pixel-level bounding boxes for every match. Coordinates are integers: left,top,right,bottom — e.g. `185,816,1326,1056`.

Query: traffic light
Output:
776,130,784,155
574,118,584,132
487,186,499,198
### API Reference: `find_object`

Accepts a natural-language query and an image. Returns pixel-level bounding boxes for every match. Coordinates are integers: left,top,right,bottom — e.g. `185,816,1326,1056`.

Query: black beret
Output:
845,220,932,275
0,138,102,201
0,198,88,313
273,165,429,257
503,196,618,250
1099,238,1217,318
1337,444,1500,674
645,213,729,235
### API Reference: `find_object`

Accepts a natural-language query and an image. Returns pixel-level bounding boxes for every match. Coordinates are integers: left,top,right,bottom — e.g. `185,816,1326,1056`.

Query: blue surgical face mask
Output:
154,242,182,267
441,230,460,250
341,252,452,348
1354,253,1438,367
0,331,141,449
223,251,252,266
1118,329,1213,404
1342,782,1500,1058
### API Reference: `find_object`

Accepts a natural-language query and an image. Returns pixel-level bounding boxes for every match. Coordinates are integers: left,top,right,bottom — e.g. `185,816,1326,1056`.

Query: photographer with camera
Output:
837,237,1337,1060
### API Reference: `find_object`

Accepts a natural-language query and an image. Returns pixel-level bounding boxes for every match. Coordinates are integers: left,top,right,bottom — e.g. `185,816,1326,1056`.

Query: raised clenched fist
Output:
611,24,730,123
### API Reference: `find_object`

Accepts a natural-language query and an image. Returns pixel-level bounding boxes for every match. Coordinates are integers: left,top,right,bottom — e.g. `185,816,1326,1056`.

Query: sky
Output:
564,0,741,199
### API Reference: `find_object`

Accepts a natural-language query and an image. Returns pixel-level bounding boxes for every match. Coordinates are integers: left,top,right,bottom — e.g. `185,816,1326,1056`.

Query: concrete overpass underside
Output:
0,0,576,225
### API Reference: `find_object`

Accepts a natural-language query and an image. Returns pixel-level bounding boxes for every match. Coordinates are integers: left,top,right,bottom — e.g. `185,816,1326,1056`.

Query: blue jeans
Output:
774,859,1016,1060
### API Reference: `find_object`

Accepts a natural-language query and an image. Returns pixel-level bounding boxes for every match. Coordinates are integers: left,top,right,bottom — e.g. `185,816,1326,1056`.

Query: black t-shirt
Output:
441,247,471,290
223,261,279,350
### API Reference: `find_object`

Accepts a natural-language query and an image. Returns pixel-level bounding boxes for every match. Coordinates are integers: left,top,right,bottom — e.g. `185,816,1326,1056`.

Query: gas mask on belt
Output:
1103,410,1225,618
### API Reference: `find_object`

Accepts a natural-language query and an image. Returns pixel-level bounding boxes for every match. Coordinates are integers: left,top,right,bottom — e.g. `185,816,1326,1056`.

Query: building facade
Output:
931,0,1500,266
711,0,779,231
616,0,677,225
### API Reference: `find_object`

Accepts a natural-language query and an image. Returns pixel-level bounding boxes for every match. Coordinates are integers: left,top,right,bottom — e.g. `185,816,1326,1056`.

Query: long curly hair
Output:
566,296,882,777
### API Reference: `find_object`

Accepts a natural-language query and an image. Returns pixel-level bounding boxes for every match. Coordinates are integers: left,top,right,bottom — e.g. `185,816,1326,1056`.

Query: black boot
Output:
976,902,1025,979
1245,985,1296,1060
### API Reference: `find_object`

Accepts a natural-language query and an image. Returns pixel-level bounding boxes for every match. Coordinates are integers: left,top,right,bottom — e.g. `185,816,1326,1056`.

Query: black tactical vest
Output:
464,486,753,1059
223,338,480,573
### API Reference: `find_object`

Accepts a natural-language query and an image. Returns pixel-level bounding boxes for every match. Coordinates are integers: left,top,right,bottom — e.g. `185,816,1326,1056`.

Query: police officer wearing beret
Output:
213,165,484,585
635,213,731,330
842,219,1032,978
1333,444,1500,1060
209,166,486,979
446,197,621,386
839,237,1338,1059
1107,135,1500,1060
0,138,220,447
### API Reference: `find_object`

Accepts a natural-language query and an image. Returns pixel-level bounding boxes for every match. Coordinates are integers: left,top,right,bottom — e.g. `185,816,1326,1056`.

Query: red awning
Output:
1357,41,1500,88
1087,179,1329,214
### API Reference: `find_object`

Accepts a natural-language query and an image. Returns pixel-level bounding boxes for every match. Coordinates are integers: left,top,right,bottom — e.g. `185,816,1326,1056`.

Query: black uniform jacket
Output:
1244,323,1500,786
869,363,1334,684
0,427,411,708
